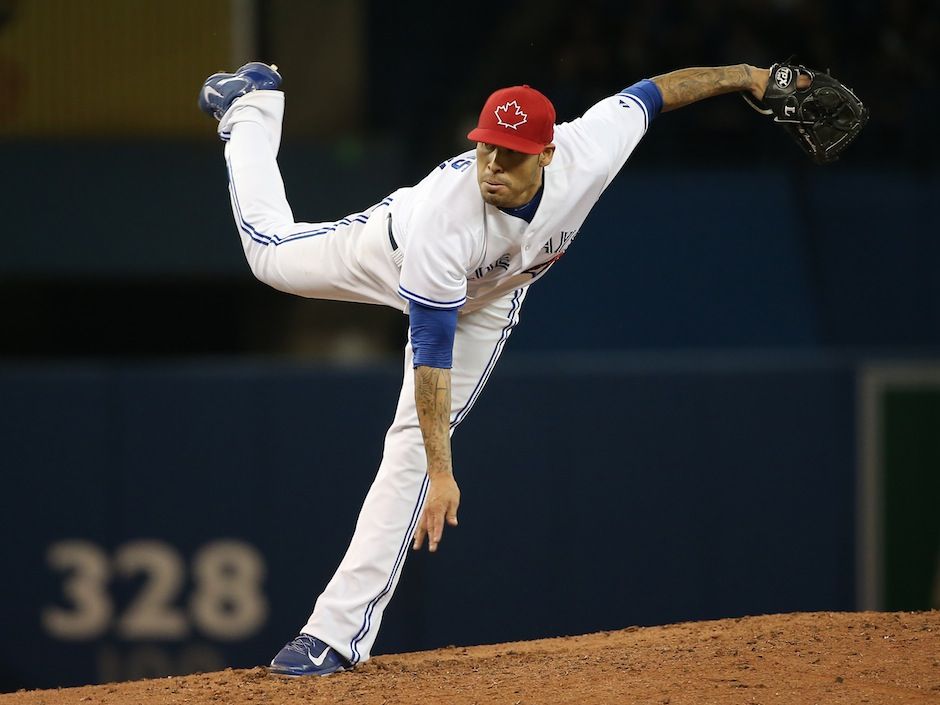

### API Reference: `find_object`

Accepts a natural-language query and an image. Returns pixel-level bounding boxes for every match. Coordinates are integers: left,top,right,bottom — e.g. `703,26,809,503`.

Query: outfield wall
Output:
1,353,901,690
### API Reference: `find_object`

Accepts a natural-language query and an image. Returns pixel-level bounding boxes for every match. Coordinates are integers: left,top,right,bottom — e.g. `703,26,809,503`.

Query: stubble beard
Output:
479,185,512,208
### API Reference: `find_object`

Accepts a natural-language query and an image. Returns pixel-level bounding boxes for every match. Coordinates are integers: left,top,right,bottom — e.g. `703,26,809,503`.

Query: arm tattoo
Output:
415,365,453,476
652,64,754,112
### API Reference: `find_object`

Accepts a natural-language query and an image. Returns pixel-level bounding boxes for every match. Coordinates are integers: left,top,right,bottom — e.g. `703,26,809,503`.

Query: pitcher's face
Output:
475,142,554,208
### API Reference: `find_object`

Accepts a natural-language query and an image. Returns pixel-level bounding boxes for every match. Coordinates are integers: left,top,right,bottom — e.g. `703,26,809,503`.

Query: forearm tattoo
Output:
652,64,753,112
415,366,453,475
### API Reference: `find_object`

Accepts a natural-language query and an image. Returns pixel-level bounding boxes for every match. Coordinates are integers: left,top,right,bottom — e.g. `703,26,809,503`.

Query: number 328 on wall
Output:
42,539,268,642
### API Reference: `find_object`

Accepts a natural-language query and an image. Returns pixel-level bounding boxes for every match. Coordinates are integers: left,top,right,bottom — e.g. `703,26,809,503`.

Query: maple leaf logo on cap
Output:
494,100,528,130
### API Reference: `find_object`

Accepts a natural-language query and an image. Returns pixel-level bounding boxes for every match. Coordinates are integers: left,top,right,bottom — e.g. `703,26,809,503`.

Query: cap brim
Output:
467,127,546,155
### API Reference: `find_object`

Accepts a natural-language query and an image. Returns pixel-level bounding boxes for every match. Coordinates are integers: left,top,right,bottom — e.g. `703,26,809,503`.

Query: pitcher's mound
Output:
4,611,939,705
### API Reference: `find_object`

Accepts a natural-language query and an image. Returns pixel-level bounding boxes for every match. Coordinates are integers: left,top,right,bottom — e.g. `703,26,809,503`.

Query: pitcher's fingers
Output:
429,507,444,552
413,517,427,550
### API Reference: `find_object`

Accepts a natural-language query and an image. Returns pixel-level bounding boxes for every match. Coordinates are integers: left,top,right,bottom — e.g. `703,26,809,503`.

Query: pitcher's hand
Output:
413,472,460,553
748,65,811,101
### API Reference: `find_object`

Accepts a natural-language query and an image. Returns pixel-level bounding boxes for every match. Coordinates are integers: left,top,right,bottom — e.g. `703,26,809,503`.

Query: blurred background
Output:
1,0,938,691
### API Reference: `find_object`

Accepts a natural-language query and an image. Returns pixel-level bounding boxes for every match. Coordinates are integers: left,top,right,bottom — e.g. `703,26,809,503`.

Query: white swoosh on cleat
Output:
308,646,332,667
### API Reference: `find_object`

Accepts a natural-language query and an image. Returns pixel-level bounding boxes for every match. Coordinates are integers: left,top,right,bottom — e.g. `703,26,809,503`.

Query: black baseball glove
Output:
743,61,869,164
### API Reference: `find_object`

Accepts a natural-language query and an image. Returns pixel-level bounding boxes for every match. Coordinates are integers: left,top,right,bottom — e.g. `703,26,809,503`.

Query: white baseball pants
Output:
220,91,526,663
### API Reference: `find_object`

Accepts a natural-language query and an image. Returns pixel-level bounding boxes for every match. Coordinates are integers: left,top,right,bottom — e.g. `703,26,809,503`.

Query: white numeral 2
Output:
115,541,188,639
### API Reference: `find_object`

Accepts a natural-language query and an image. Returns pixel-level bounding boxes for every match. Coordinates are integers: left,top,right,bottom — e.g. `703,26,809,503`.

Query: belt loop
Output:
387,213,398,251
386,213,404,269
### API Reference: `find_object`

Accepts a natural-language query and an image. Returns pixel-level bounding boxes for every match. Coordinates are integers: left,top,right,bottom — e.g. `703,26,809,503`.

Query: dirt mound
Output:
3,612,939,705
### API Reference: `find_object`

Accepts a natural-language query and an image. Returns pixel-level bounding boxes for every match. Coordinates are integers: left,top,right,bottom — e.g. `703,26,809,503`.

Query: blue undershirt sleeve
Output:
620,79,664,122
410,301,458,369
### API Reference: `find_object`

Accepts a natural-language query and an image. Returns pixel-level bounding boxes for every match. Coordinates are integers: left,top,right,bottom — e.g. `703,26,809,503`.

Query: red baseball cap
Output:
467,85,555,154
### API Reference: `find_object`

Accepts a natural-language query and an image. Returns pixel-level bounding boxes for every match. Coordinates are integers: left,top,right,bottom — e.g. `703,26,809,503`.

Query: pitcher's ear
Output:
539,144,556,167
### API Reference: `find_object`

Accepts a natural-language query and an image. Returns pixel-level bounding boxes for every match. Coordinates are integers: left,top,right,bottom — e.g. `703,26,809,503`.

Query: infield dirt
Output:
3,611,939,705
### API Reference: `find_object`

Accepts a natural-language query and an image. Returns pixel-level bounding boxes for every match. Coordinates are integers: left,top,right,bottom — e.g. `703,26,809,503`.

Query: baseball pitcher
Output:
198,59,866,675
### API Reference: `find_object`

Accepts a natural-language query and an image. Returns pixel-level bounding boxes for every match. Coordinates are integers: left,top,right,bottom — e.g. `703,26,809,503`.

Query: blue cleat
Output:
198,61,282,120
268,634,352,676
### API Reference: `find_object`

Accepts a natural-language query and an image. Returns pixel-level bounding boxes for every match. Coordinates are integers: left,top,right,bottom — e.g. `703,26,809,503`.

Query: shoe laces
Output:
284,634,318,655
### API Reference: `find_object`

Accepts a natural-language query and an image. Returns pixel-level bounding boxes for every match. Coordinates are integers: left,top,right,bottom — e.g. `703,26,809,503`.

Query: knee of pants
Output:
241,242,293,293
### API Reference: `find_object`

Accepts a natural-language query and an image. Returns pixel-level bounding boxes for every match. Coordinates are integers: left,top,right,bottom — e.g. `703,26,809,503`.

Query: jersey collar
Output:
498,183,544,223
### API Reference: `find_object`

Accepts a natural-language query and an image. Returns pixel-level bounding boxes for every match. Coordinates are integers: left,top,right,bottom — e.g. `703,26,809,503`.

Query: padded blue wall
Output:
0,356,855,689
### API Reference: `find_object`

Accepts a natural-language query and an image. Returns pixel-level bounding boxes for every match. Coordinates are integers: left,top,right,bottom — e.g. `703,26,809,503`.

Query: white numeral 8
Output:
190,540,268,641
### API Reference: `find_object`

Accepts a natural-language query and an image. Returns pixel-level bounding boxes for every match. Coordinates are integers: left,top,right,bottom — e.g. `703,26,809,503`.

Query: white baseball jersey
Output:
390,91,651,313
